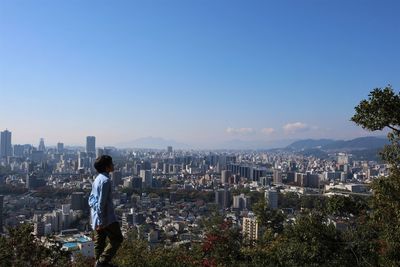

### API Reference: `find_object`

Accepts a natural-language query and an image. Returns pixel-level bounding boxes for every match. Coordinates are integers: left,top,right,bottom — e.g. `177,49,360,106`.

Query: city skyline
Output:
1,1,399,147
0,128,389,150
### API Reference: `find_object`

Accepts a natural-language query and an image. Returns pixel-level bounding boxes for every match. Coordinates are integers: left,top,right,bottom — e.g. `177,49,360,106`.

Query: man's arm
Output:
98,179,111,227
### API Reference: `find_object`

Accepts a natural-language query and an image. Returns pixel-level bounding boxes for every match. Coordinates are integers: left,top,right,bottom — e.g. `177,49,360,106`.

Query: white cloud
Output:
283,122,309,134
261,128,275,135
226,127,255,135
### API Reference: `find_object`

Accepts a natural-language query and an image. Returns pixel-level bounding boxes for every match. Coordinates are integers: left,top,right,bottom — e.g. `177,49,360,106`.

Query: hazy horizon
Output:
1,1,399,147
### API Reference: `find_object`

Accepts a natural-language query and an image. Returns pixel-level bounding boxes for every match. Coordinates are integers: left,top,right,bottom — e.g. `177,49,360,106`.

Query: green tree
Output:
351,85,400,167
325,195,368,217
273,212,354,266
351,85,400,265
114,231,202,267
253,198,285,234
0,224,70,267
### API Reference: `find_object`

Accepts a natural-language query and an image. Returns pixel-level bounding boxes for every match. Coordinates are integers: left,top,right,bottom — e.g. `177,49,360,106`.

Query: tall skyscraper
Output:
167,146,173,153
0,195,4,233
0,130,12,158
38,138,46,151
86,136,96,154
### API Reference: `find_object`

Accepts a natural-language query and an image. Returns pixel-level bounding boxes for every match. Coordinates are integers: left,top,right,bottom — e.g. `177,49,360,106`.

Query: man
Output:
89,155,123,267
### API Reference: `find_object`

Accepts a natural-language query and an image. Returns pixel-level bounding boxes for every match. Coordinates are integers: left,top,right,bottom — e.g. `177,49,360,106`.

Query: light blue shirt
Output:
88,173,117,229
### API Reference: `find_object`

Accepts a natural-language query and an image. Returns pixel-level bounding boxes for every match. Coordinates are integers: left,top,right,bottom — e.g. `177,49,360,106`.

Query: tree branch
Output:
387,125,400,133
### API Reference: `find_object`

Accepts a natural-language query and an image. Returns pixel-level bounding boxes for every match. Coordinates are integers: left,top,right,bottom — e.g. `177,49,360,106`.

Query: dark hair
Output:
94,155,113,173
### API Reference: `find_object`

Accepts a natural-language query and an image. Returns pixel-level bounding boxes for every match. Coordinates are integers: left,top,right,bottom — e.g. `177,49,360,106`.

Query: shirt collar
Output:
101,172,110,178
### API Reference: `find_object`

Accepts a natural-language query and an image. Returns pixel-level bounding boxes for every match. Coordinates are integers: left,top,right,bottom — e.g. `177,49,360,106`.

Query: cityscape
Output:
1,0,400,266
0,128,391,264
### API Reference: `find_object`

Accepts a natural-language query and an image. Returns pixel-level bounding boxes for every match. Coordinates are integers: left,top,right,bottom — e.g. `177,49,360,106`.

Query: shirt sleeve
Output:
98,179,110,226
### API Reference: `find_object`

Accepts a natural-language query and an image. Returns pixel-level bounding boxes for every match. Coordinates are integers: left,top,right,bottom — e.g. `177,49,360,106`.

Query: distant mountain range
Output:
114,136,389,155
217,139,296,150
115,137,296,150
115,137,190,150
286,136,389,151
284,136,389,161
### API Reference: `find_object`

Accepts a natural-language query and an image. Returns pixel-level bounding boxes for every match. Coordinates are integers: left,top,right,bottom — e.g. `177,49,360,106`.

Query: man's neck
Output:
101,172,110,178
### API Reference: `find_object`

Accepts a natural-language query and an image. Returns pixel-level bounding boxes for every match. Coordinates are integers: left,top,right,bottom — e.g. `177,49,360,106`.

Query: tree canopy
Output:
352,85,400,266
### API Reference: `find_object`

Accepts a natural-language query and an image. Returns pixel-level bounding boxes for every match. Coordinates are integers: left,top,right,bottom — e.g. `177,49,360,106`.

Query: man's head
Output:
94,155,114,173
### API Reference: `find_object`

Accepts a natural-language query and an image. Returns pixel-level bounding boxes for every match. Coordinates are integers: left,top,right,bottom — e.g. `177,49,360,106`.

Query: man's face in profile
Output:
106,162,114,173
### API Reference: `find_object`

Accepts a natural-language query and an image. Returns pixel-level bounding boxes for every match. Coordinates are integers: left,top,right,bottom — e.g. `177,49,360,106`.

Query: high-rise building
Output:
140,170,152,188
163,163,169,174
243,216,258,243
31,150,45,163
265,189,278,210
33,214,45,237
52,210,63,233
96,148,104,158
86,136,96,154
233,193,251,211
221,170,232,185
57,142,64,153
121,211,134,234
111,171,122,187
71,192,85,211
26,173,37,189
13,144,24,157
273,169,283,184
0,130,12,158
38,138,46,151
215,187,231,209
337,153,349,165
78,152,90,169
62,204,71,230
0,195,3,233
167,146,173,153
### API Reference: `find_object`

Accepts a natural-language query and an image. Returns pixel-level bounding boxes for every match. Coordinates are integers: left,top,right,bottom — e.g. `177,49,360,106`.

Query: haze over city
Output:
1,0,399,148
2,1,400,266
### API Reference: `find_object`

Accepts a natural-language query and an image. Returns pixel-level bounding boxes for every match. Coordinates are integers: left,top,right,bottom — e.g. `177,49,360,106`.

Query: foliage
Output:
0,184,28,195
325,195,369,217
351,86,400,133
114,236,201,267
272,212,355,266
342,215,380,266
278,192,301,210
0,224,70,267
202,219,243,266
253,197,285,234
351,85,400,167
351,85,400,265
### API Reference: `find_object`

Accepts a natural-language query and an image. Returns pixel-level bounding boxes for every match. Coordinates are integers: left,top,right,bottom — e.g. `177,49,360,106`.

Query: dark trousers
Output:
94,221,124,263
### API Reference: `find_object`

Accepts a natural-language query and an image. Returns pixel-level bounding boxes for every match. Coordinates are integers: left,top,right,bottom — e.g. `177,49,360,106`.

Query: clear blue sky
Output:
1,0,399,148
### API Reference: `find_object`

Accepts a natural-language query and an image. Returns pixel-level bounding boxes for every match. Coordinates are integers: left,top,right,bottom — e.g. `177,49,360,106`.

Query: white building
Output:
243,216,258,242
